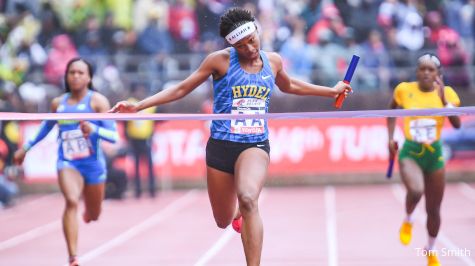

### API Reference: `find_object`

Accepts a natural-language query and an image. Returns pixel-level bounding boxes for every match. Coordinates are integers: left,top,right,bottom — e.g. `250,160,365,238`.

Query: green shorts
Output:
399,140,445,173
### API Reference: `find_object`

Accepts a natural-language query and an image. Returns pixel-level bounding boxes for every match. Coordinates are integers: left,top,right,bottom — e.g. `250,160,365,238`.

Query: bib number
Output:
61,129,91,160
231,98,265,134
409,119,437,143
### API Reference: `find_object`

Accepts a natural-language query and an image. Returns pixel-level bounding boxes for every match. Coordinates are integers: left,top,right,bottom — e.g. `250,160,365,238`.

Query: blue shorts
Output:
57,159,107,185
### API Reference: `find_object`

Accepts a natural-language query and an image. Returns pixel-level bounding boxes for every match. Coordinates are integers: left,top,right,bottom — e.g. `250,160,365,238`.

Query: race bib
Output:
409,118,437,143
231,98,266,134
61,129,91,160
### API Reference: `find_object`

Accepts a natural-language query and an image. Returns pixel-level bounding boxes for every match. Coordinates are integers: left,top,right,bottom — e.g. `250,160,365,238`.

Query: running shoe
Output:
399,221,413,245
232,217,242,233
427,250,441,266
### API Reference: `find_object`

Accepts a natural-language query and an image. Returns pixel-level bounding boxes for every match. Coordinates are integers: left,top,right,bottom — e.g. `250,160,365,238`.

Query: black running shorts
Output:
205,138,270,174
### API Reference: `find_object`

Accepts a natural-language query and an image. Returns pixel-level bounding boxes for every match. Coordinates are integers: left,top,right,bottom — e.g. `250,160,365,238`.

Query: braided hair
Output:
219,8,255,38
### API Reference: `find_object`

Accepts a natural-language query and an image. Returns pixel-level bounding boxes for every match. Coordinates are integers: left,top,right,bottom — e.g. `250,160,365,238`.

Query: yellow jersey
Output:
393,82,460,143
126,98,157,140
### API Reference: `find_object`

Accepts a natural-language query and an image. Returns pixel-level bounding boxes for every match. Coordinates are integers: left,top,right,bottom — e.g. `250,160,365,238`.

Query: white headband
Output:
225,22,256,45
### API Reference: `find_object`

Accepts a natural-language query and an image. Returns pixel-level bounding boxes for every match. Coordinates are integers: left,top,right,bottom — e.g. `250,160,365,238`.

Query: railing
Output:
97,51,474,93
3,51,475,113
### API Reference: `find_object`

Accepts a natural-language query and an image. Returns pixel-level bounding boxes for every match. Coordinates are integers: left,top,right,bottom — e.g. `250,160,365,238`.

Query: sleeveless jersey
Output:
211,48,274,143
393,81,460,143
56,90,104,162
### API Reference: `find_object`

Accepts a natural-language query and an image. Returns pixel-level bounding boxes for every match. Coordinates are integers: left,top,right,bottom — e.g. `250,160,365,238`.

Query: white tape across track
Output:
1,107,474,121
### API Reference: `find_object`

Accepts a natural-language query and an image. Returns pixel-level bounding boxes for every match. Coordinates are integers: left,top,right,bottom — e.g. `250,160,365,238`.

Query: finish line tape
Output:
1,106,474,121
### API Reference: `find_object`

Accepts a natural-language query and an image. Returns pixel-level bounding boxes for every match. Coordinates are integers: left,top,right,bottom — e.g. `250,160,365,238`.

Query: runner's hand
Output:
79,121,93,138
109,101,138,113
434,75,446,105
388,140,398,159
13,149,26,165
333,81,352,98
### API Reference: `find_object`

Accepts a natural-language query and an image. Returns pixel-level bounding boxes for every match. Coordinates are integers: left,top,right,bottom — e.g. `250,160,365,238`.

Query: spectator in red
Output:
307,4,346,45
43,34,78,86
437,29,470,88
426,11,452,48
168,0,199,53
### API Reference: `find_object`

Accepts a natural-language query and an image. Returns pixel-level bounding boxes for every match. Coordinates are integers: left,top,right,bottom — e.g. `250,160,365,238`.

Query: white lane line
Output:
391,184,475,266
194,191,267,266
0,195,117,251
194,227,235,266
459,182,475,202
73,190,199,266
325,186,338,266
0,220,60,251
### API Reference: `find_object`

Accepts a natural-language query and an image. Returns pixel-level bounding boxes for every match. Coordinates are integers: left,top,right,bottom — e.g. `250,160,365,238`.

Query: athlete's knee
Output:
64,197,80,209
211,211,233,228
215,218,231,229
89,216,100,222
89,212,101,221
88,207,102,221
209,207,233,228
238,193,258,214
407,189,423,201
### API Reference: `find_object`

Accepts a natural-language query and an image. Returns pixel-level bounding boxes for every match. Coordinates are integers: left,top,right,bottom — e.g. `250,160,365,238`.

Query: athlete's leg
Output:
207,166,237,228
424,168,445,244
58,168,84,259
83,182,105,222
145,140,156,197
133,144,142,198
400,159,424,217
235,148,269,266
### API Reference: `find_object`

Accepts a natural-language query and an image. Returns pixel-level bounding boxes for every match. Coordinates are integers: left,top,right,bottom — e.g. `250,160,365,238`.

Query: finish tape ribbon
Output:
0,106,474,121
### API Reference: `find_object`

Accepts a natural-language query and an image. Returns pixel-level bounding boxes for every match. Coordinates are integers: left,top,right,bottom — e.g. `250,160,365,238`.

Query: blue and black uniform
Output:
24,90,119,184
206,48,274,174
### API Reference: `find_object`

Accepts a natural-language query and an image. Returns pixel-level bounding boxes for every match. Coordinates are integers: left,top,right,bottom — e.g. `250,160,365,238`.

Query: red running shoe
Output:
232,217,242,233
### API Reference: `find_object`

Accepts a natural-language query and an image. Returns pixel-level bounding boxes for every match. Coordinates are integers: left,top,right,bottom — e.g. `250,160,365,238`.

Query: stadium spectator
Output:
125,83,158,198
0,138,18,208
43,34,78,86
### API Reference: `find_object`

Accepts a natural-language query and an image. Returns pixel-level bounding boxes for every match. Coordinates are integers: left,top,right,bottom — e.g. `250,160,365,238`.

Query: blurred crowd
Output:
0,0,475,206
0,0,474,115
